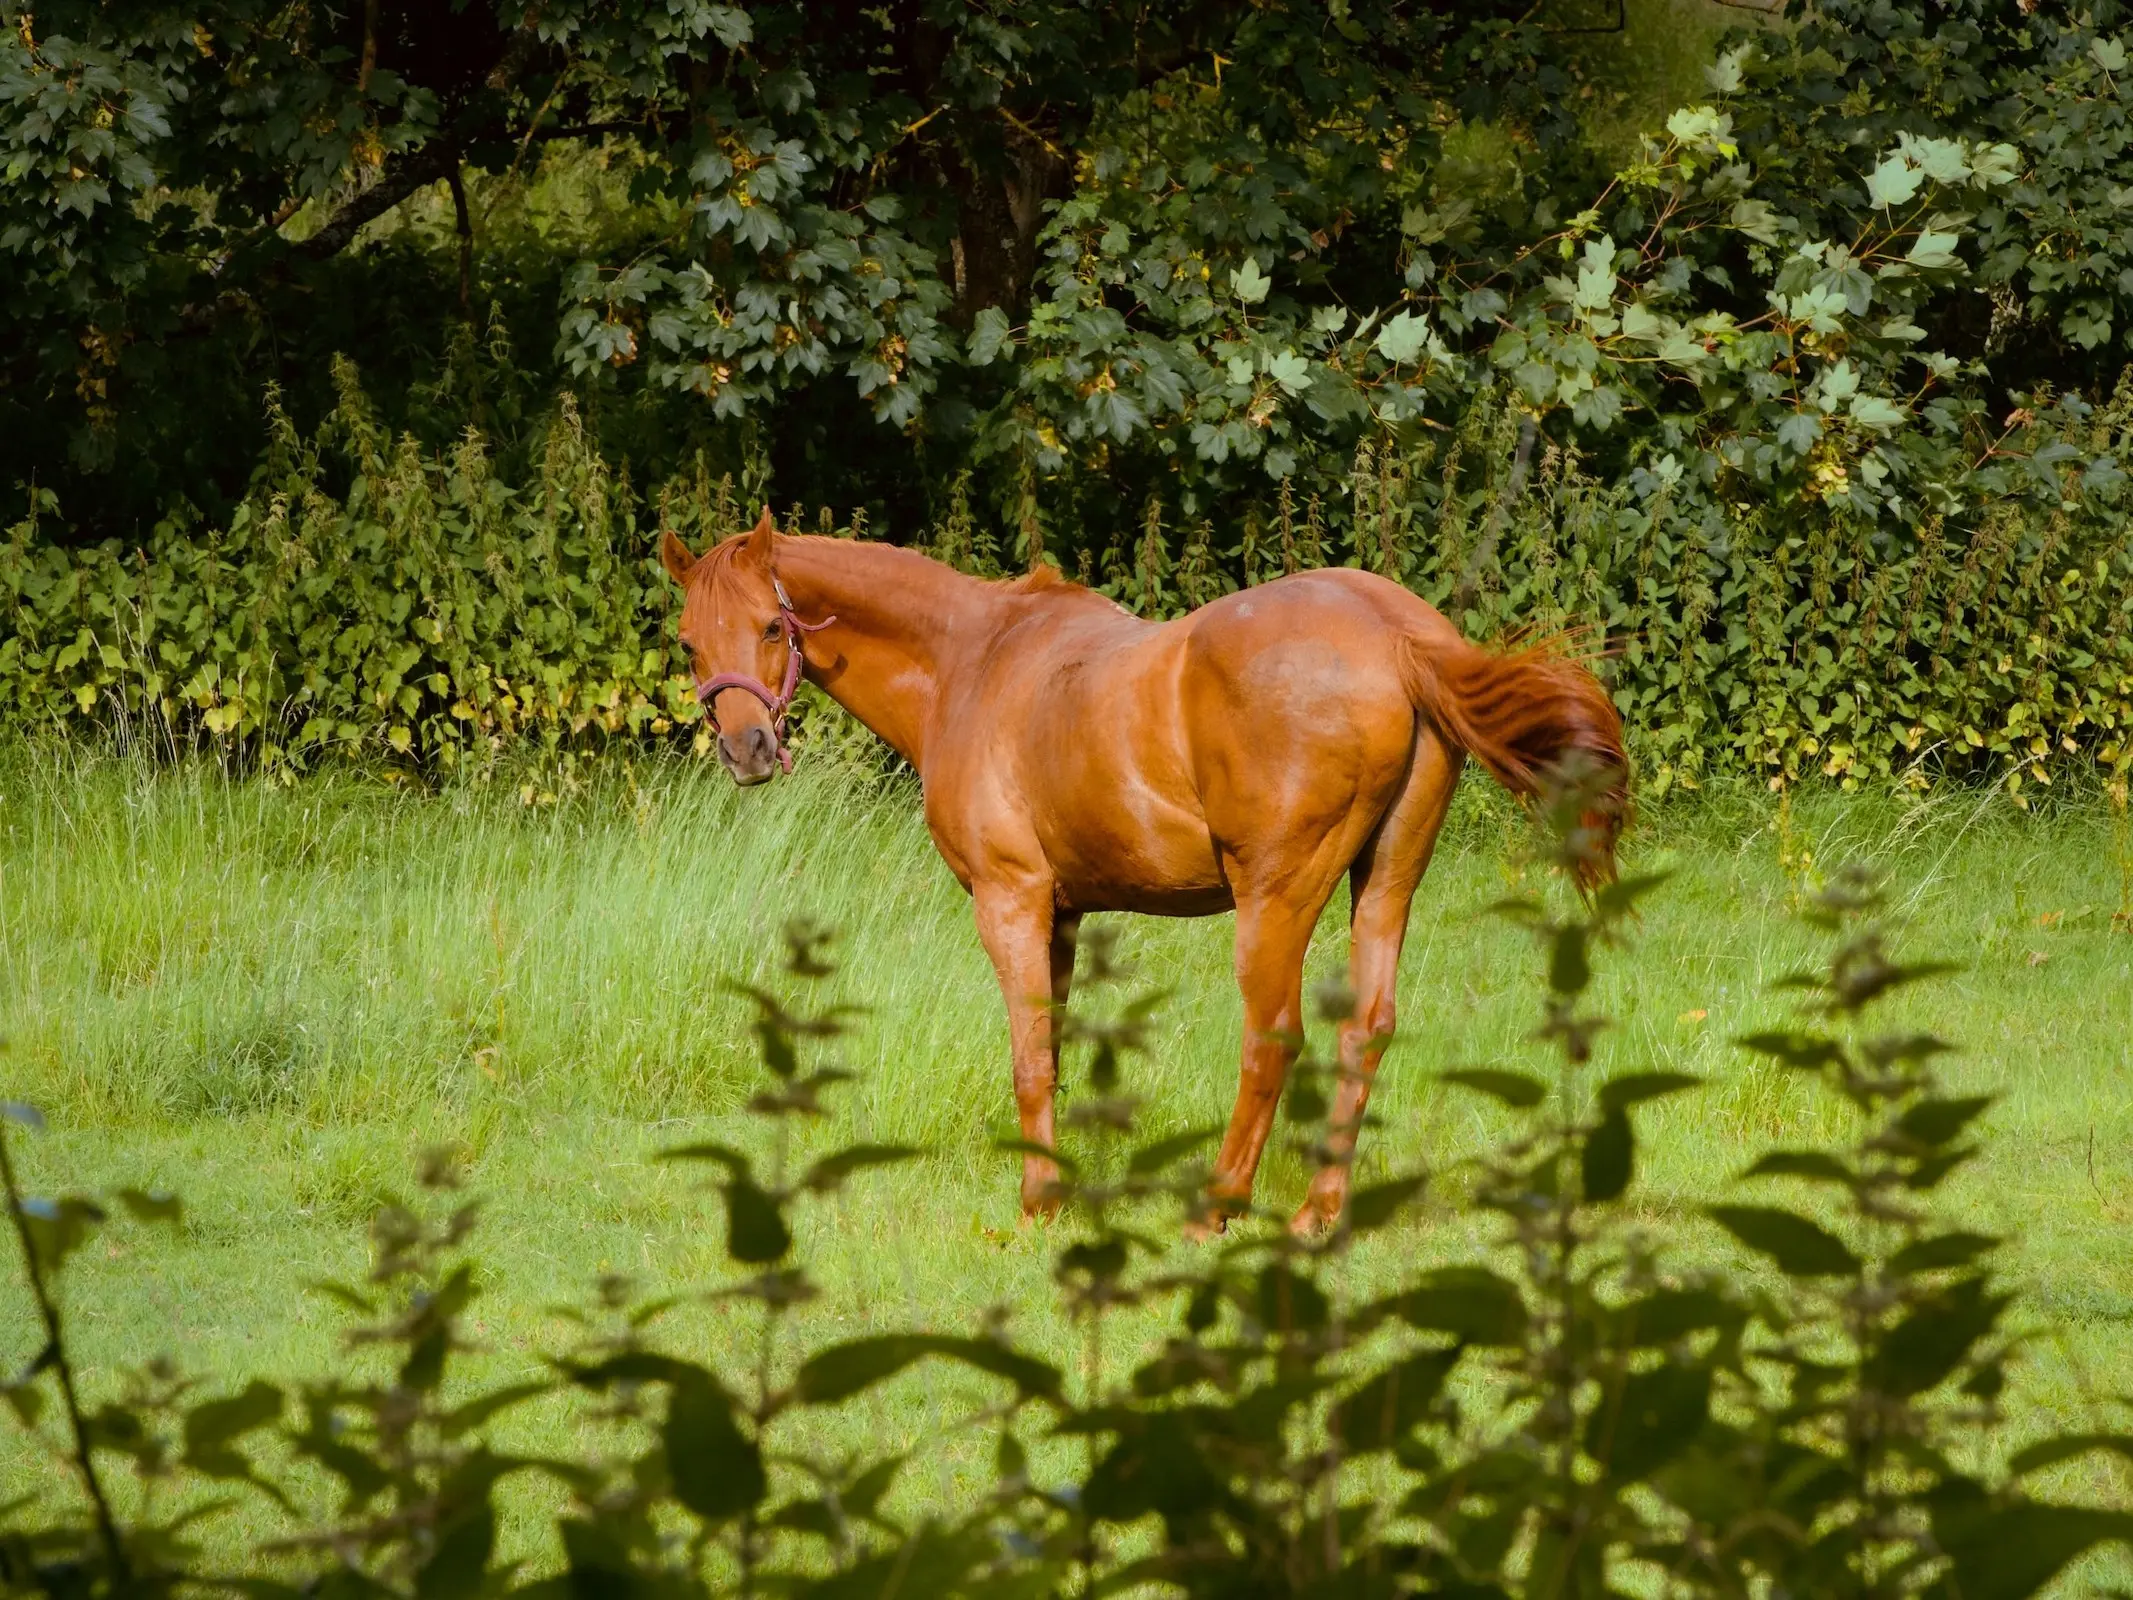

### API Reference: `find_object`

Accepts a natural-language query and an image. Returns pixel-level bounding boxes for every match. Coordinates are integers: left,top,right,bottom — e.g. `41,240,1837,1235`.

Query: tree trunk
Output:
941,115,1067,324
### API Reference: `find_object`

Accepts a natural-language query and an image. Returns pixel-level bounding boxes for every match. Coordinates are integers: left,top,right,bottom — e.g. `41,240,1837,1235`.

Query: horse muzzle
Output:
717,724,782,785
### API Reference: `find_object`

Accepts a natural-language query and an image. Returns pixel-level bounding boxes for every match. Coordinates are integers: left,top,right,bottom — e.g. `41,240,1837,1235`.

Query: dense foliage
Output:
6,0,2133,544
7,805,2133,1597
5,0,2133,795
6,362,2130,796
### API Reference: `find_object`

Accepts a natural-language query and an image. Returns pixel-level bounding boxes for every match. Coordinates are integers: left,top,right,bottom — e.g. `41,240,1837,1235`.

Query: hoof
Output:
1288,1198,1339,1237
1183,1193,1238,1243
1181,1214,1228,1244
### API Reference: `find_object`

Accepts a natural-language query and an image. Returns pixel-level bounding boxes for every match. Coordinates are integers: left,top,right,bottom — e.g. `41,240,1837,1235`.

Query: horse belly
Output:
1036,772,1231,915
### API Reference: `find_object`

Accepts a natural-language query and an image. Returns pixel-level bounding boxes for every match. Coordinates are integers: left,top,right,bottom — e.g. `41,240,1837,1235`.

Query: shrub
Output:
5,369,2130,800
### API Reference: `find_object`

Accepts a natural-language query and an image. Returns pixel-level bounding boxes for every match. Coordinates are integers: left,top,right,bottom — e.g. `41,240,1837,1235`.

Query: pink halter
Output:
694,576,837,774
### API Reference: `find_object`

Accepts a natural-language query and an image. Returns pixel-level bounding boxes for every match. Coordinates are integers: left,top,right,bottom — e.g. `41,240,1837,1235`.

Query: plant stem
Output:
0,1121,130,1584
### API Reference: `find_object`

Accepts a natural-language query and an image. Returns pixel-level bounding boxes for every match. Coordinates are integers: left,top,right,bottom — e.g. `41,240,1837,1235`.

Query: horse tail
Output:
1398,629,1629,888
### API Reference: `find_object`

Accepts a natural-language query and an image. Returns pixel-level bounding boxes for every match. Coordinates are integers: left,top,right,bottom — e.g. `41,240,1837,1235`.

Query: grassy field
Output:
2,742,2131,1575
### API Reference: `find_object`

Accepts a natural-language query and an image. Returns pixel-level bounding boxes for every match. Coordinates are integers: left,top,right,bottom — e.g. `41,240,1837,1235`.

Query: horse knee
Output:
1013,1058,1055,1108
1341,1002,1396,1053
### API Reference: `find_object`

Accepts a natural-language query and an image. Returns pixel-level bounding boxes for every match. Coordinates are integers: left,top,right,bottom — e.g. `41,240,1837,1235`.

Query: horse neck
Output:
774,537,997,771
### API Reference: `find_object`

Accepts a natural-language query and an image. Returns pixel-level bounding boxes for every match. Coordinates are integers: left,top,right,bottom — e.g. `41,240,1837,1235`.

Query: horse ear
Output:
660,528,698,584
742,506,776,567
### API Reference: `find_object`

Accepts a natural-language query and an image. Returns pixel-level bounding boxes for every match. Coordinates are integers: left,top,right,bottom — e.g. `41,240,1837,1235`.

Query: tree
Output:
0,0,1576,532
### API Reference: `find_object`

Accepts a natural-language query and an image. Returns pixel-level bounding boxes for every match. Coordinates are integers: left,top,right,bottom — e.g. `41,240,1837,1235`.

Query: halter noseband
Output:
693,577,837,774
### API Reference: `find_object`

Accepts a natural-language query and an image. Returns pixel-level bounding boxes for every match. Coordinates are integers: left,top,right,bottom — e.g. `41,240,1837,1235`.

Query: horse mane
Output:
1000,563,1074,594
693,530,1114,615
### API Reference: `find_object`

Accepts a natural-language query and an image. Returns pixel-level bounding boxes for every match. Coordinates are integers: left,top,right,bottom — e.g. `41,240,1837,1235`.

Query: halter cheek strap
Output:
694,578,837,774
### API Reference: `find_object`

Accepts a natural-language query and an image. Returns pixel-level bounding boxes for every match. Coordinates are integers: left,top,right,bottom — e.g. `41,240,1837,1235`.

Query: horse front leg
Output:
974,879,1068,1219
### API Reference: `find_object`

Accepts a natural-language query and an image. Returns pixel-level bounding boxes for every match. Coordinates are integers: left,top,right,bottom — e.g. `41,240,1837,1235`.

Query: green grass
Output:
3,743,2131,1573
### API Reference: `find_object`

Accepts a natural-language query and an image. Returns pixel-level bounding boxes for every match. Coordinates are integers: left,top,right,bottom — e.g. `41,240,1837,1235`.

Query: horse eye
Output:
762,620,782,641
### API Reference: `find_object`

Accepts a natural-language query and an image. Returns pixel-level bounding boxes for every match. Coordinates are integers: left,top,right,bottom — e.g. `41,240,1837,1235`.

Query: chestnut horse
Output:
663,511,1626,1233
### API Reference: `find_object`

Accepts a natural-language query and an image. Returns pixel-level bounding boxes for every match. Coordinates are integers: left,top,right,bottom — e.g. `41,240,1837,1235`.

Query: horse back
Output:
923,572,1432,910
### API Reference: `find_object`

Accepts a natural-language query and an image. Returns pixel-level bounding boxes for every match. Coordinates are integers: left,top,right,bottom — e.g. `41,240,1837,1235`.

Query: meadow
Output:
2,740,2130,1571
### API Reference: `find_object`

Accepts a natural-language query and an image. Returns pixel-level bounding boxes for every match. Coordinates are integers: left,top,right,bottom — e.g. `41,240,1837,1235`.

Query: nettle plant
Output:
4,787,2133,1598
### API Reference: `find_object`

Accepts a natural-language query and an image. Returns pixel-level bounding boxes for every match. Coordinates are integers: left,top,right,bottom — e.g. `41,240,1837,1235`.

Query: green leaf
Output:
1734,1032,1842,1072
1345,1175,1426,1231
967,307,1012,366
1849,394,1909,431
414,1501,495,1600
1620,303,1664,343
1896,1094,1993,1150
658,1141,749,1172
1126,1127,1219,1177
401,1326,449,1394
1083,1416,1230,1523
1590,1361,1709,1479
558,1516,634,1593
1707,1205,1860,1275
1704,43,1750,94
184,1381,283,1471
2092,35,2128,73
1889,1230,1999,1276
1595,871,1673,920
1333,1345,1463,1454
1906,229,1962,271
1729,197,1782,245
1864,153,1924,209
1265,350,1311,395
1741,1149,1854,1184
2,1374,46,1430
793,1331,934,1408
794,1335,1061,1406
1374,310,1434,365
1598,1071,1701,1111
1582,1107,1633,1204
1384,1267,1528,1345
1257,1264,1330,1333
723,1179,791,1264
440,1381,550,1440
1550,925,1590,995
664,1372,764,1522
2009,1433,2133,1478
290,1403,392,1509
993,1137,1079,1175
1930,1500,2133,1600
116,1187,182,1223
842,1453,905,1521
1233,258,1270,305
1612,1287,1739,1347
14,1195,107,1276
1866,1276,2006,1397
1438,1069,1546,1109
801,1143,921,1193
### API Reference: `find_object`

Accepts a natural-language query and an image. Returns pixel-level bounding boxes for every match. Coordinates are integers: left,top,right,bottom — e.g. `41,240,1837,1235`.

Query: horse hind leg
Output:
1195,887,1321,1236
1292,732,1463,1235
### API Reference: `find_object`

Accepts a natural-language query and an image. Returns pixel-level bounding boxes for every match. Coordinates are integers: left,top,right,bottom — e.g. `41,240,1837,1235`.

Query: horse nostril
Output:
720,724,777,770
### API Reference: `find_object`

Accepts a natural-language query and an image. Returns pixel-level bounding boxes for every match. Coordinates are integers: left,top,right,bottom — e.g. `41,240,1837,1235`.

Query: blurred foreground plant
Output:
3,781,2130,1598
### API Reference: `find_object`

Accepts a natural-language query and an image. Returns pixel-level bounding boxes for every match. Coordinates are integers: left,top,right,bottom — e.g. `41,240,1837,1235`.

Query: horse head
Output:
661,507,813,786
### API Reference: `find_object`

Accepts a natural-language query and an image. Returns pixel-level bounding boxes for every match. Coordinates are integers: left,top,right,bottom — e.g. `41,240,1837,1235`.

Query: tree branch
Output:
529,120,645,144
296,145,463,261
296,19,545,263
